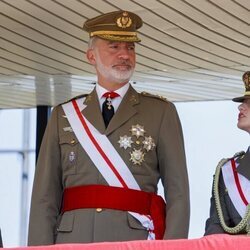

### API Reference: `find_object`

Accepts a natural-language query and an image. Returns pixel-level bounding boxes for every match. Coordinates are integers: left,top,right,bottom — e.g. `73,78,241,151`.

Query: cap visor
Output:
232,96,250,102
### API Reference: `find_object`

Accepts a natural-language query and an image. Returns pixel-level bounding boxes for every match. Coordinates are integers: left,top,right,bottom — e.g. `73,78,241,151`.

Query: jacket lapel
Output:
81,89,106,134
106,86,139,135
79,85,139,136
236,148,250,180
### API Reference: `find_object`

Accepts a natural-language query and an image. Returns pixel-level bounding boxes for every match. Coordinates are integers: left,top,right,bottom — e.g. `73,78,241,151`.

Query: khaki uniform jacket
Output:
28,85,190,245
205,149,250,235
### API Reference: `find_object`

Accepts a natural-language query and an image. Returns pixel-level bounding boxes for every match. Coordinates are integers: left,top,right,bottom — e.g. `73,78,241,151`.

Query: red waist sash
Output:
62,185,166,239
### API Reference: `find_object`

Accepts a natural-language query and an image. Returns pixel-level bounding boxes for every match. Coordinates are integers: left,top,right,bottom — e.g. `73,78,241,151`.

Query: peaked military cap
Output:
232,71,250,102
83,10,142,42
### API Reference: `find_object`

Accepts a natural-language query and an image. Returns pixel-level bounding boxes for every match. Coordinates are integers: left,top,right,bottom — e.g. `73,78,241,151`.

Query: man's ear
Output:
86,49,96,65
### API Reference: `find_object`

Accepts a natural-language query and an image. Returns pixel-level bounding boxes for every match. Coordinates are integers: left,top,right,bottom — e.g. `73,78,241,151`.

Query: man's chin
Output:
113,72,133,83
115,79,130,85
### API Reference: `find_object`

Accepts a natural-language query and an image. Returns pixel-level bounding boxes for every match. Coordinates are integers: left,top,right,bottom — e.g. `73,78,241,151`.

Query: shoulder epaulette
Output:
231,151,245,159
61,93,89,105
140,91,169,102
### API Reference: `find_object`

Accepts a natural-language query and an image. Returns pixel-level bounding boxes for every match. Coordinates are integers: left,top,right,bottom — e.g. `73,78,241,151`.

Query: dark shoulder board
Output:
140,91,169,102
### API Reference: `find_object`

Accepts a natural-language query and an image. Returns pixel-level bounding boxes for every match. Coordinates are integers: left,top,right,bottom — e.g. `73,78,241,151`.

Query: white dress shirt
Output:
95,83,130,112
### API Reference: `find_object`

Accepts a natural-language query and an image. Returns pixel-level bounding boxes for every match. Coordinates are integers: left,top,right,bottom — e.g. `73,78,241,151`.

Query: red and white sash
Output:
222,159,250,218
62,98,155,240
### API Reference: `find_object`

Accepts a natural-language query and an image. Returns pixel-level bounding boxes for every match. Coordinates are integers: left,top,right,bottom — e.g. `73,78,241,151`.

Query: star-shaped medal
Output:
142,136,156,151
118,135,133,149
130,124,145,138
130,148,145,165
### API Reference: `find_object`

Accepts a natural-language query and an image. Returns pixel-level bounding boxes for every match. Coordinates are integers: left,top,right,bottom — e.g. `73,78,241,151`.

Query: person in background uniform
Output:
205,71,250,235
28,10,190,245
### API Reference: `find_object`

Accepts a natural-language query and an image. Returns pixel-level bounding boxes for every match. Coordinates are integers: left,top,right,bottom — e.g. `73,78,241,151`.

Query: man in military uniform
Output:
205,71,250,235
28,10,190,245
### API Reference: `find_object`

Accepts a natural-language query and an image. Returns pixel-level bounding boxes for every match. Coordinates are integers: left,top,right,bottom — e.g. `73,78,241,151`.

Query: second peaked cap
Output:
232,71,250,102
83,10,143,42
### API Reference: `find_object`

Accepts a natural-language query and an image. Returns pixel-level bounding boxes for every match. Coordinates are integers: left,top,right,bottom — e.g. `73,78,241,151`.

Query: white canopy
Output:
0,0,249,108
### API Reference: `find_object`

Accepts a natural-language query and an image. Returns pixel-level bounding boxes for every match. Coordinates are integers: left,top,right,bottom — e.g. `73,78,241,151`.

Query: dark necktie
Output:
102,92,119,127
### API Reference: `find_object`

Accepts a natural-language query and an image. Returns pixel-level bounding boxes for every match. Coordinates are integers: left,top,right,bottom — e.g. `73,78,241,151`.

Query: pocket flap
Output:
127,213,146,230
59,134,79,146
57,212,74,232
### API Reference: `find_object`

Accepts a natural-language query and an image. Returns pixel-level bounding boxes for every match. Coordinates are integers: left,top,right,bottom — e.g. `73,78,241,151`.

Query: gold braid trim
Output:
214,152,250,234
90,30,137,36
95,34,140,42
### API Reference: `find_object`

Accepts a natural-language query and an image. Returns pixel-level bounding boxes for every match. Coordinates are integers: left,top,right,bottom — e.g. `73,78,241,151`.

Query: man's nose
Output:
118,48,130,59
238,103,245,111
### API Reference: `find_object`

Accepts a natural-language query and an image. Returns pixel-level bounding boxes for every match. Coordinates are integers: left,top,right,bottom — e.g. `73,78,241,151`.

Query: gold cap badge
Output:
116,12,132,28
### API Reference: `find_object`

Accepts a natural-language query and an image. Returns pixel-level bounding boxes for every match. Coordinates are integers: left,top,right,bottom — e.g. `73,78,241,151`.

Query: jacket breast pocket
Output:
59,135,79,175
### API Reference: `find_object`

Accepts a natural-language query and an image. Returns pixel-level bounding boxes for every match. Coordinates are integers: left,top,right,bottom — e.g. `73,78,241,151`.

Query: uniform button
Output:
70,139,75,144
96,208,102,212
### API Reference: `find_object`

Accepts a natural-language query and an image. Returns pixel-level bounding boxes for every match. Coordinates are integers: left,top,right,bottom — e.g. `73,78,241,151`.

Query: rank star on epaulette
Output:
143,136,155,151
130,148,145,165
118,135,133,149
130,124,145,138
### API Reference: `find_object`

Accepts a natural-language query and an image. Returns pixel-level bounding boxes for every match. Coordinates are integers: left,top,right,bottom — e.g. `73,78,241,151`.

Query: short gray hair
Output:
88,37,98,49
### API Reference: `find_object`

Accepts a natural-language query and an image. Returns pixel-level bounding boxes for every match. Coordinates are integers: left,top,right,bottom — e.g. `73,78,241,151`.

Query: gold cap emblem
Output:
116,12,132,28
243,71,250,89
